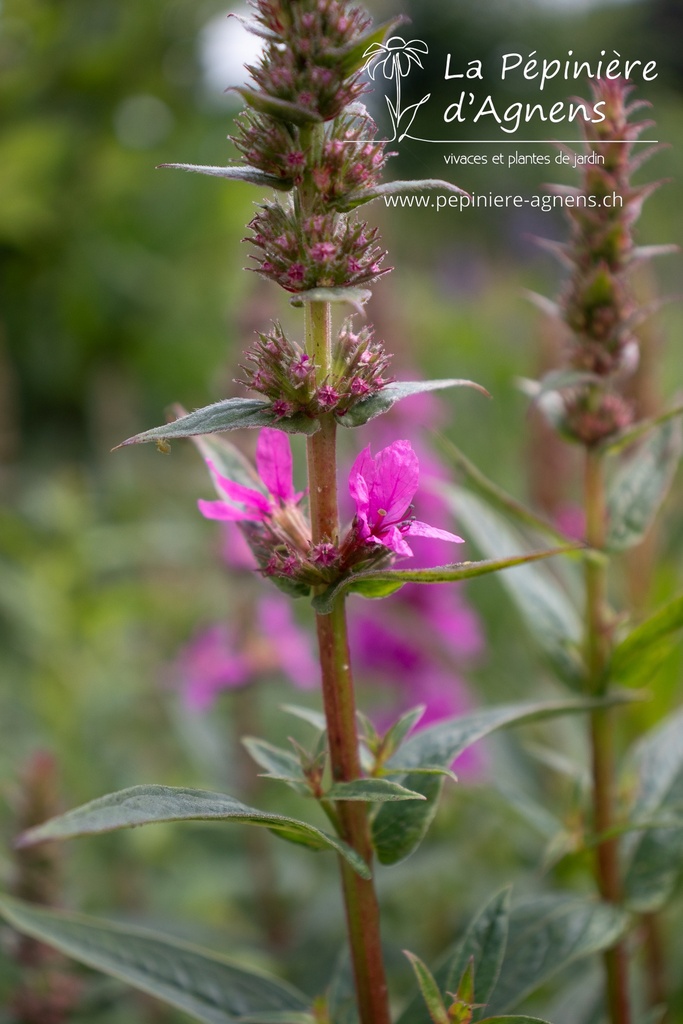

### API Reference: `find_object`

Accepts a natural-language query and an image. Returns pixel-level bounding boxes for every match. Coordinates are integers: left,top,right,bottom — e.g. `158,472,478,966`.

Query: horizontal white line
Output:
405,139,658,144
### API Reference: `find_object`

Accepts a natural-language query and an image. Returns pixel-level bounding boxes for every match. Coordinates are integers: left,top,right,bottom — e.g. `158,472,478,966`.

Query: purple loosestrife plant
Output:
2,4,614,1024
440,79,680,1024
535,79,678,1024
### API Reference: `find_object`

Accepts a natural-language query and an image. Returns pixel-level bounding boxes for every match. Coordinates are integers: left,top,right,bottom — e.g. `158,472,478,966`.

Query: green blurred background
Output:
1,0,682,1020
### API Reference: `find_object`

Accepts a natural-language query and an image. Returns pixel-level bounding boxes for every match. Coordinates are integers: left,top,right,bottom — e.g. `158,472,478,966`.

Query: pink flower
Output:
349,440,464,557
198,428,302,523
180,594,318,711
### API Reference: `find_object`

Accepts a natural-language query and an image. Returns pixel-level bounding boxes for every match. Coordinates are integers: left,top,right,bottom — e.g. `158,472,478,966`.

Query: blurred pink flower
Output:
555,504,586,542
198,428,302,523
349,440,463,557
180,594,317,710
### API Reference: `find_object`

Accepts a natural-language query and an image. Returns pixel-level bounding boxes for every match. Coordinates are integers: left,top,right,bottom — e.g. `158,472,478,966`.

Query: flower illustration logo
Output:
363,36,430,142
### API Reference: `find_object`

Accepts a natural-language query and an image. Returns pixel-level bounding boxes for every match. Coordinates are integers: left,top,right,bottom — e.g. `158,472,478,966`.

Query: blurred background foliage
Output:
1,0,682,1020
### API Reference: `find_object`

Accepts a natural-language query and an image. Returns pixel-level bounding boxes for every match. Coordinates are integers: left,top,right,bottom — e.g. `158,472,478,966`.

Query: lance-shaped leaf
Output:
335,179,468,213
403,951,450,1024
327,778,426,803
484,896,629,1015
0,895,310,1024
533,368,602,400
229,13,278,42
371,773,443,865
385,697,631,775
231,88,323,126
116,398,319,448
478,1018,552,1023
446,888,511,1019
312,547,576,616
325,951,358,1024
15,785,371,879
379,706,427,763
371,697,631,866
158,163,292,191
435,438,568,545
289,287,371,313
242,738,310,795
440,486,584,687
623,708,683,912
186,426,264,493
322,17,407,75
606,418,683,551
280,704,327,731
610,594,683,689
600,400,683,455
337,379,489,429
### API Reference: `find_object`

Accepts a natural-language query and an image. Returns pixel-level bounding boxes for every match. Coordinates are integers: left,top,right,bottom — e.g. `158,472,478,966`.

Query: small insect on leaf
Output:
155,439,172,454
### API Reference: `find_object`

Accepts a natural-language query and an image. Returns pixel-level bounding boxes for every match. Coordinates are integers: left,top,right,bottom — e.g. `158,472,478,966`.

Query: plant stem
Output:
584,448,632,1024
305,300,391,1024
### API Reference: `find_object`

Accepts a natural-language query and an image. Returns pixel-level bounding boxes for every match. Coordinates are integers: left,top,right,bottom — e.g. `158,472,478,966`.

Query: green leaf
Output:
158,163,292,191
289,287,371,313
242,739,309,794
434,438,568,545
484,896,628,1015
534,369,602,398
623,708,683,912
116,399,319,448
371,698,629,866
312,548,578,616
477,1018,552,1023
325,951,358,1024
337,379,489,429
347,577,405,601
441,486,584,686
372,773,444,865
0,895,310,1024
446,888,511,1020
452,960,476,1021
176,417,265,492
15,785,371,880
229,14,278,42
234,1015,316,1024
231,88,323,125
380,706,427,761
600,399,683,455
605,418,683,551
403,951,450,1024
336,179,467,213
611,594,683,688
279,705,327,731
387,698,628,774
323,17,407,75
381,765,458,782
327,778,427,803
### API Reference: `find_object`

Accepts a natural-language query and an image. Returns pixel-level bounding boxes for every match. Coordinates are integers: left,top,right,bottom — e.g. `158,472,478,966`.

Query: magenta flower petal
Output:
198,498,258,522
350,440,453,558
201,459,272,522
349,446,373,511
216,477,272,517
404,520,464,545
382,524,414,557
370,440,419,523
255,428,296,504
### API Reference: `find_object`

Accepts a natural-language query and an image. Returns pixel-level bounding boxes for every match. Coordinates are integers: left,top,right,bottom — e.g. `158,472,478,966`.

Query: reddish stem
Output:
584,449,632,1024
305,300,391,1024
